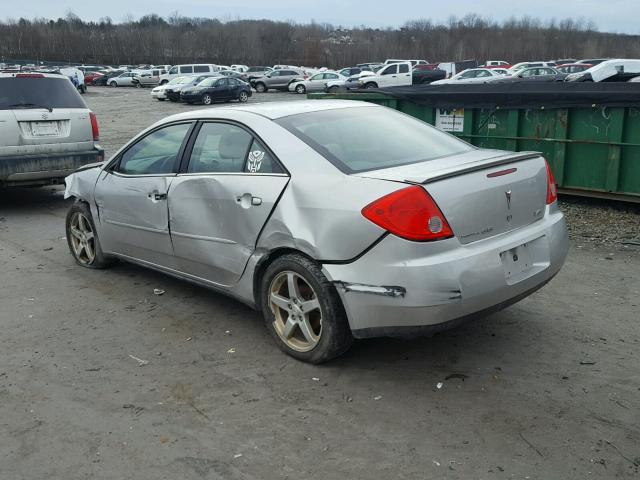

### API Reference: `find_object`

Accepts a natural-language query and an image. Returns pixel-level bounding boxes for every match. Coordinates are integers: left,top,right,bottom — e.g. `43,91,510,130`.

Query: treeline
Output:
1,12,640,67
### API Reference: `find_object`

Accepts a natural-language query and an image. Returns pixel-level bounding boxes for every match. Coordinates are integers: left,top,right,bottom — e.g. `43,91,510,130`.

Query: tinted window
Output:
310,74,324,81
0,77,86,110
180,66,194,74
276,107,472,173
477,70,492,77
215,78,228,87
187,123,252,173
382,65,397,75
324,73,339,79
269,71,280,77
193,65,209,73
228,78,241,86
198,77,217,87
399,64,409,73
118,123,191,175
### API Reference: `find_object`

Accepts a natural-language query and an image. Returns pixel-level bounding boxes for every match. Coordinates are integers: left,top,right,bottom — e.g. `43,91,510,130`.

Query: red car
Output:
84,71,104,84
556,63,592,74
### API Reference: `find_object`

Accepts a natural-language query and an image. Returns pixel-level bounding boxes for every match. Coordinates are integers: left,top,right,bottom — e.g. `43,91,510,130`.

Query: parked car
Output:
412,68,447,84
132,69,167,88
108,71,139,87
483,60,511,68
358,62,412,89
218,70,249,82
251,69,305,92
245,66,273,81
0,72,102,187
489,67,565,83
289,71,347,94
164,74,220,101
325,71,376,92
60,67,87,93
556,63,592,74
576,58,608,66
565,59,640,82
230,64,249,72
436,60,479,78
150,76,190,101
64,100,568,363
507,61,556,74
180,76,252,104
338,67,363,77
159,64,221,85
431,68,503,85
83,71,104,84
92,70,124,86
384,59,429,66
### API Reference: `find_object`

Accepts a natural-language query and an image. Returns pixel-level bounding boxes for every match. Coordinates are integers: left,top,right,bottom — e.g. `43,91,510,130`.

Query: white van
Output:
159,64,220,84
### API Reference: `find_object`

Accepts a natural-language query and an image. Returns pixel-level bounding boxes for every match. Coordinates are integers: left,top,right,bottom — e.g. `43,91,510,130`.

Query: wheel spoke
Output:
299,316,318,344
70,226,83,240
300,297,320,313
84,241,95,262
84,231,94,241
270,292,290,311
287,272,301,301
282,317,296,339
72,240,83,256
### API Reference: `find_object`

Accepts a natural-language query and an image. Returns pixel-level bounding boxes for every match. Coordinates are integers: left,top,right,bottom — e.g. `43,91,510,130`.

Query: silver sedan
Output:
64,100,568,363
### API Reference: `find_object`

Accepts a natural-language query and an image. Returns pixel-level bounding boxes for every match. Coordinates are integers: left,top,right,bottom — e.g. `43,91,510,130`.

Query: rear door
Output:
168,121,289,286
94,122,193,266
397,63,412,85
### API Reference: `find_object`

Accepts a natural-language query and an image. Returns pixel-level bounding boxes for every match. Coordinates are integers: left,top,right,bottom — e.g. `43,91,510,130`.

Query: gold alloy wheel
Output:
269,271,322,352
68,212,96,265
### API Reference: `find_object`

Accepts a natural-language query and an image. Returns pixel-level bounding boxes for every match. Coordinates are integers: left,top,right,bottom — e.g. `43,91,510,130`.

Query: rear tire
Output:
202,94,212,105
295,84,306,94
65,202,113,269
364,82,378,89
261,254,353,364
238,91,249,102
160,79,168,85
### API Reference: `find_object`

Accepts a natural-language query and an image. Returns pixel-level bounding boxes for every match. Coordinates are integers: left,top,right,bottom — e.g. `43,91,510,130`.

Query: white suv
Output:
0,73,103,187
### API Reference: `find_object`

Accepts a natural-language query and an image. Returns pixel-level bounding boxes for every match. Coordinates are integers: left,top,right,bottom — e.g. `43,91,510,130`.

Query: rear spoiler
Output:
409,152,542,185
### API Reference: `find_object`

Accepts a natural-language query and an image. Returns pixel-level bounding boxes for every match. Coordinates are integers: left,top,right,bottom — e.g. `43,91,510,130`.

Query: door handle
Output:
235,194,262,207
251,196,262,206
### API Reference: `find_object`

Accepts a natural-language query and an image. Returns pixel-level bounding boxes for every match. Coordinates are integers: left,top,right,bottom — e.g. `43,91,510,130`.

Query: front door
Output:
168,121,289,286
94,122,193,266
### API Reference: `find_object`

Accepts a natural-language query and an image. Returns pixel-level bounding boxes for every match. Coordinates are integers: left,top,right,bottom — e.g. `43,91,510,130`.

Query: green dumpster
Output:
309,87,640,202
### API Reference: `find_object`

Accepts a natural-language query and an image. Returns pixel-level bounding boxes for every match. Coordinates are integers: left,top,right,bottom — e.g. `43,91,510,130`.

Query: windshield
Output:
276,107,472,173
0,77,86,110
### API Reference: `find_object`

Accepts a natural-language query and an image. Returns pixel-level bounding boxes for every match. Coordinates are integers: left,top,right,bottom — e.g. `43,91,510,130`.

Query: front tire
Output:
109,81,117,87
261,254,353,363
255,82,267,93
364,82,378,89
65,202,113,269
202,94,212,105
160,79,168,85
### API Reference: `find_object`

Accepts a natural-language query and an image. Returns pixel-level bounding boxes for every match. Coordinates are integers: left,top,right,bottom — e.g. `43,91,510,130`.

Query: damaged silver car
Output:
64,100,568,363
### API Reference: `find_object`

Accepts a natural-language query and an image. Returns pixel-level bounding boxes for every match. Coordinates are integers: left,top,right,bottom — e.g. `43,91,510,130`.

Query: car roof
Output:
164,100,379,122
0,72,69,79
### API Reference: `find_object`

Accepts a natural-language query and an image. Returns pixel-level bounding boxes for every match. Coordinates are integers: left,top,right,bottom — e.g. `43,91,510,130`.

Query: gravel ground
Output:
0,87,639,479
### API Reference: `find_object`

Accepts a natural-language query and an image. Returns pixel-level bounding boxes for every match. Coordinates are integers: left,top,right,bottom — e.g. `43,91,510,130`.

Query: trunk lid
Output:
356,150,548,244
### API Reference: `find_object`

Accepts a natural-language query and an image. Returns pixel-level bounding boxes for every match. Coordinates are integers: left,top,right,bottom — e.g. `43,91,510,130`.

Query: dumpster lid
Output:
357,82,640,109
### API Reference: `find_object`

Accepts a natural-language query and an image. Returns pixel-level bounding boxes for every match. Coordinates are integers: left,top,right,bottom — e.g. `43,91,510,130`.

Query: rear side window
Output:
0,77,86,110
187,123,283,174
180,66,193,74
193,65,209,73
276,107,472,173
118,123,191,175
399,64,409,73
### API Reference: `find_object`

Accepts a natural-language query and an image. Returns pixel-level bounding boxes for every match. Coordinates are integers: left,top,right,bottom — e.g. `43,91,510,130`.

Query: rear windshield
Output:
0,77,86,110
276,107,472,173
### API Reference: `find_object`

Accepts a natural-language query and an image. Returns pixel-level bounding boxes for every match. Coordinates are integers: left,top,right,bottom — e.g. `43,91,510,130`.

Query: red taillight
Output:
361,185,454,242
89,112,100,141
545,159,557,204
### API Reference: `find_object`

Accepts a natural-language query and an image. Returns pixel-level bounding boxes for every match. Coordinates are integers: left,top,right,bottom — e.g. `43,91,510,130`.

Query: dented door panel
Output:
168,173,289,286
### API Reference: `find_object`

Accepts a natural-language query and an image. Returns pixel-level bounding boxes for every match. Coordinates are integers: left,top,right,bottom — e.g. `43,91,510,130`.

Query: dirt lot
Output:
1,87,639,479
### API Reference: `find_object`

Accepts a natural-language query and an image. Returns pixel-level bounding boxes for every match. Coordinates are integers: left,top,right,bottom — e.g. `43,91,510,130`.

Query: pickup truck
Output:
357,62,446,88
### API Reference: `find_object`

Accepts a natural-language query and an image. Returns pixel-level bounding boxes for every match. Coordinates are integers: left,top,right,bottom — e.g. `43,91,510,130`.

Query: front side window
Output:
324,73,339,79
277,107,472,174
382,65,397,75
117,123,191,175
169,67,178,74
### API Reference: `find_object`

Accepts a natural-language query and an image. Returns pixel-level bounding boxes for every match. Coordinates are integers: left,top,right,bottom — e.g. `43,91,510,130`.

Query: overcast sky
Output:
5,0,639,34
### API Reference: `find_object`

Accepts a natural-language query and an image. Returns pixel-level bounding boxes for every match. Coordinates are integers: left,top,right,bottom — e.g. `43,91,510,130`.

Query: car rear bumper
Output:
0,148,104,186
322,204,569,338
